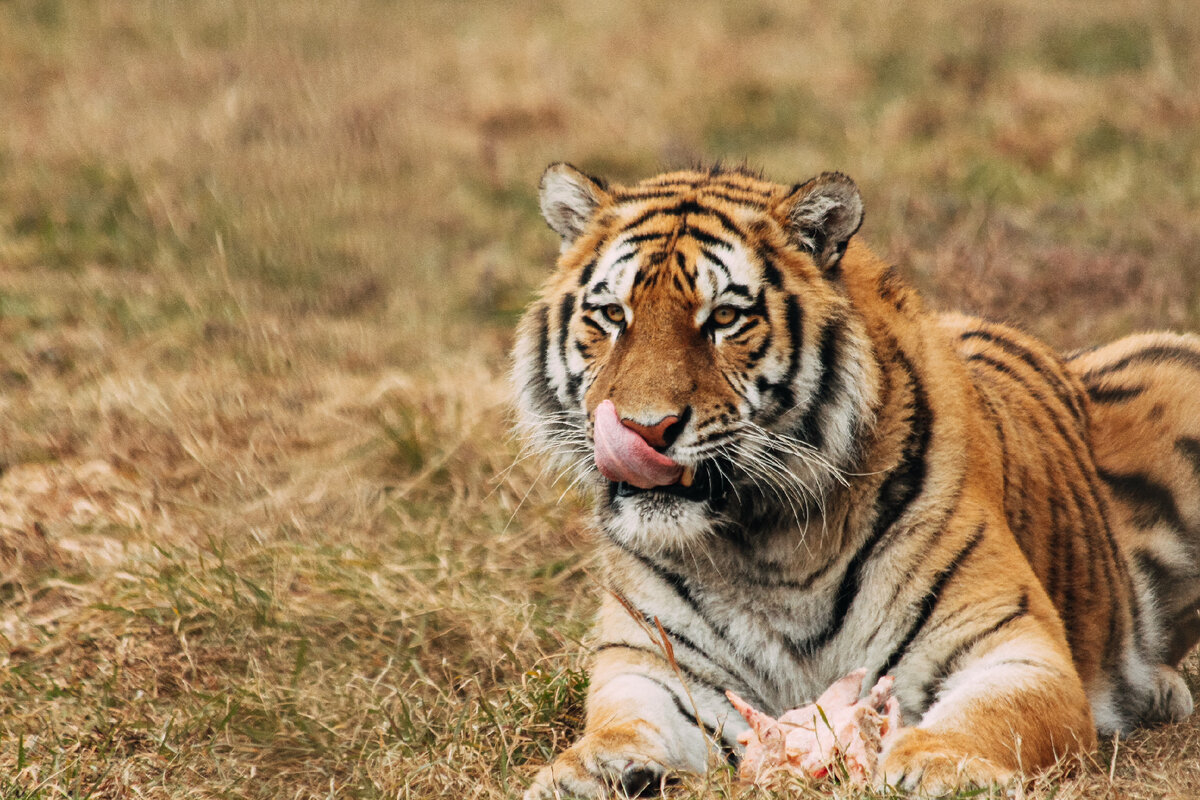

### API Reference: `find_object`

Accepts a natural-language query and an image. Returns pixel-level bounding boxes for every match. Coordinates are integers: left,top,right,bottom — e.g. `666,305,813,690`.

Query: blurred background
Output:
1,1,1198,797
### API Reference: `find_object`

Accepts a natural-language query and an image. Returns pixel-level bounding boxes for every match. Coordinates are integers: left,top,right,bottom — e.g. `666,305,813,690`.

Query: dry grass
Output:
0,1,1198,797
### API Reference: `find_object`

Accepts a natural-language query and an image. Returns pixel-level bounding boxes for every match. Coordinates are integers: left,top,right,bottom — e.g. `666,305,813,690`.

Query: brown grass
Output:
1,0,1198,797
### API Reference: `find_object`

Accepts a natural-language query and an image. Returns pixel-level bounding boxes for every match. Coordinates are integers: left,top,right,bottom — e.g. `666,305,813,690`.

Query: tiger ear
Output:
539,162,610,247
776,172,864,273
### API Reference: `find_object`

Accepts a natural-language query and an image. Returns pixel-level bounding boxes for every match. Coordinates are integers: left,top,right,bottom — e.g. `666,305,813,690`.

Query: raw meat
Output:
726,669,902,787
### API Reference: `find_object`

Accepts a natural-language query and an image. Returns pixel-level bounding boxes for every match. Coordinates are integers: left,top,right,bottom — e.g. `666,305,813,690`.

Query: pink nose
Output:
620,414,681,450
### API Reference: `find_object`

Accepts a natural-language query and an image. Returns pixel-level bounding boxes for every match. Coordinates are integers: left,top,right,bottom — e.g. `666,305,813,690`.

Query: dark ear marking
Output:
538,162,610,247
776,172,864,272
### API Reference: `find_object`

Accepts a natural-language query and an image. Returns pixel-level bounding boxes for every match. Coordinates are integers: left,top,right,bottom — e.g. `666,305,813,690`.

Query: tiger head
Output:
513,165,882,552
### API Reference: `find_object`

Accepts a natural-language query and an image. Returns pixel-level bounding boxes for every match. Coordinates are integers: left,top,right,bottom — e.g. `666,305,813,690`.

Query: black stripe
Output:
614,545,776,690
620,230,670,246
755,244,784,288
577,257,598,286
557,292,575,365
960,329,1086,423
1045,491,1067,627
1099,469,1186,532
700,189,768,207
1064,345,1099,362
699,247,734,280
667,691,740,766
792,314,845,447
871,349,934,539
613,672,739,765
581,315,605,334
876,526,985,678
674,250,688,274
786,347,932,657
725,317,762,343
719,282,752,301
616,207,670,237
636,617,742,691
1086,383,1145,404
609,601,764,710
763,295,804,411
1065,476,1130,665
621,179,701,194
700,254,735,293
1055,491,1081,648
529,304,563,415
556,293,579,401
635,177,703,189
744,287,768,320
592,642,733,702
1132,549,1175,596
745,330,772,369
617,201,742,239
991,657,1062,675
618,187,768,209
683,225,734,251
977,388,1009,498
921,591,1030,708
677,262,697,291
644,251,669,269
1084,344,1200,380
1111,672,1144,725
614,188,695,200
1174,437,1200,482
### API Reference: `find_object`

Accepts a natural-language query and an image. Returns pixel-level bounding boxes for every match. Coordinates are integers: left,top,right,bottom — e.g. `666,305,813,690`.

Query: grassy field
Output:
1,1,1199,797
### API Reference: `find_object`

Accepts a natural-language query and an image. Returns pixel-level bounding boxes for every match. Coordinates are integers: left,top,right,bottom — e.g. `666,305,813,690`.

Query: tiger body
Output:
514,165,1199,796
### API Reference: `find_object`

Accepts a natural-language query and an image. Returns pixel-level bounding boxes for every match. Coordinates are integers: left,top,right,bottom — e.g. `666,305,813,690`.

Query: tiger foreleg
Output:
879,633,1095,794
523,667,731,799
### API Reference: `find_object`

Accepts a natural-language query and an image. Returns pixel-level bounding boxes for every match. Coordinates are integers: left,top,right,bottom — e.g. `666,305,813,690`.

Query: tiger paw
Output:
879,728,1015,796
524,731,668,799
1151,665,1194,724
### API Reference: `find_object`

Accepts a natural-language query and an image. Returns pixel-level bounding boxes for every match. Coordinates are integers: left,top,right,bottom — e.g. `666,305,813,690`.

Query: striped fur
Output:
514,165,1198,796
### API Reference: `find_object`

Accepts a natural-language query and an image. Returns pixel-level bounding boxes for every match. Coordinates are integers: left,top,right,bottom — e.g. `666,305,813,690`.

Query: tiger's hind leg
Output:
1070,332,1200,721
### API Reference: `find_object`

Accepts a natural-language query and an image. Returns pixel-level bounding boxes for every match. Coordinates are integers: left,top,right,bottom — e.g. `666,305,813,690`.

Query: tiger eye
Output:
603,304,626,324
712,305,739,327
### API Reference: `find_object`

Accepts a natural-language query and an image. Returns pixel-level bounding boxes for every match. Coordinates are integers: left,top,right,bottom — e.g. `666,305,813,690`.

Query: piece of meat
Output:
727,669,903,787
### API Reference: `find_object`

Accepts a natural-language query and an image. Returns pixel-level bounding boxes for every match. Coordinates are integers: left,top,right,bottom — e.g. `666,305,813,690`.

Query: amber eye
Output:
603,304,626,324
711,305,739,327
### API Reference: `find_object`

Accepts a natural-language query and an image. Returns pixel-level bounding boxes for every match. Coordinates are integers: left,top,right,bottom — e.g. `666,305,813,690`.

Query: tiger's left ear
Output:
775,172,864,273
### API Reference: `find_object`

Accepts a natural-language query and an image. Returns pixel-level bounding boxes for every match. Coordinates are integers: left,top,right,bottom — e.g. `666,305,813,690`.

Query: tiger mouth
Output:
608,460,728,503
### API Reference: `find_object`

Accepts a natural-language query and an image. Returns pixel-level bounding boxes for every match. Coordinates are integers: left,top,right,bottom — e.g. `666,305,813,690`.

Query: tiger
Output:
512,163,1200,797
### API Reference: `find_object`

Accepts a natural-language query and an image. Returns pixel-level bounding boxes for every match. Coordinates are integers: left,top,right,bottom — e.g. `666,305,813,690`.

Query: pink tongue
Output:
593,400,684,489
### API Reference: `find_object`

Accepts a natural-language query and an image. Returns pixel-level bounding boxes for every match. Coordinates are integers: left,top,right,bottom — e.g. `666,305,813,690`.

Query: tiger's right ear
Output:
539,163,610,247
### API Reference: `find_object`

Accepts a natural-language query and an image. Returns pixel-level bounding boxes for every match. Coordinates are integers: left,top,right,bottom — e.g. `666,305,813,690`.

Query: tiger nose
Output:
620,408,689,450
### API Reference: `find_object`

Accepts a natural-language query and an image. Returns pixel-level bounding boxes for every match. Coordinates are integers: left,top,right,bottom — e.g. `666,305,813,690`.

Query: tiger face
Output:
513,165,880,552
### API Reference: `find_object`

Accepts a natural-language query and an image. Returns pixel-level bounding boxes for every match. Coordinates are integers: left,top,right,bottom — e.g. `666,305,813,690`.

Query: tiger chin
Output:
512,163,1200,797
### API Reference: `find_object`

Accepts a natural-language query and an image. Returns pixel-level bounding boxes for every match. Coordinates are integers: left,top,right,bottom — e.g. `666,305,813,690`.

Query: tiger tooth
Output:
680,466,696,487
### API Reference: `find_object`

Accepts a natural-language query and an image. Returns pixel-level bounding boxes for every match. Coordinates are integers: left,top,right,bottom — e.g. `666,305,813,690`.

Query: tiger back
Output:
514,164,1199,797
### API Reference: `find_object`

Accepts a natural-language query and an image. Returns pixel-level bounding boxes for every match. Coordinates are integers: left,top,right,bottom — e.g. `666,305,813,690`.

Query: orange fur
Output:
516,166,1196,798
